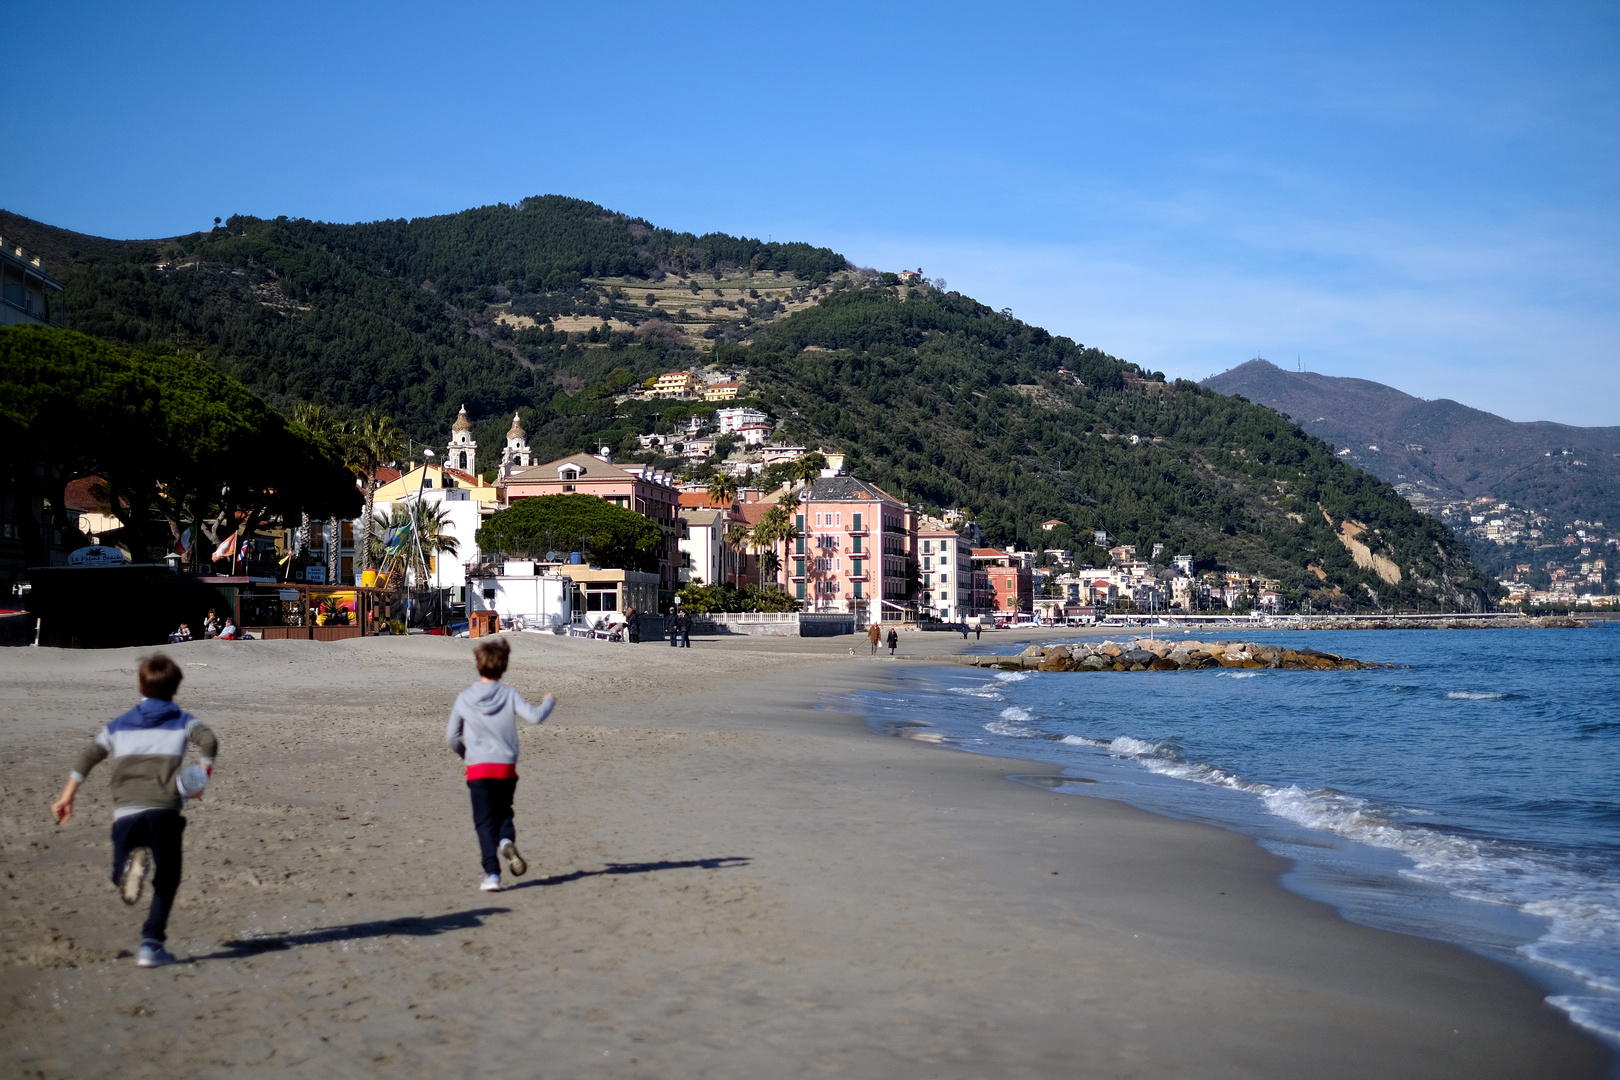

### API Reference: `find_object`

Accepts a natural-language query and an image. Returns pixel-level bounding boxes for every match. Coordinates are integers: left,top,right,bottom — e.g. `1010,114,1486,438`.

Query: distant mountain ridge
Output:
1201,360,1620,526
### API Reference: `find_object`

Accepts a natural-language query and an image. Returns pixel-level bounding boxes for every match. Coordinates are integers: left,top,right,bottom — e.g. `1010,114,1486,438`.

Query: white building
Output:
716,407,769,434
678,506,728,586
757,444,808,463
918,520,973,622
466,561,572,630
376,486,484,592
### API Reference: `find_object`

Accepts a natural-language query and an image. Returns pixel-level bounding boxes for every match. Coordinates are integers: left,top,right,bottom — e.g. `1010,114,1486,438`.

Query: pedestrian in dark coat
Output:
887,628,898,656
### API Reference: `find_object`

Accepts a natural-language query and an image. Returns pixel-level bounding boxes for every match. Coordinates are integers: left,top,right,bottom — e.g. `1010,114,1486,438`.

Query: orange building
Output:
972,548,1032,615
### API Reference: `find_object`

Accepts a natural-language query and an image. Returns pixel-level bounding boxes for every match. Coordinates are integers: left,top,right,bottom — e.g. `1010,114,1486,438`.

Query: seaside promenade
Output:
0,630,1606,1078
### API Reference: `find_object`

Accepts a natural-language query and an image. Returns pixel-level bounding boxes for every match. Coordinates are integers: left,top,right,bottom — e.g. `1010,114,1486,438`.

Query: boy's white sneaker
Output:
499,839,527,877
136,943,176,968
121,848,153,906
480,873,503,892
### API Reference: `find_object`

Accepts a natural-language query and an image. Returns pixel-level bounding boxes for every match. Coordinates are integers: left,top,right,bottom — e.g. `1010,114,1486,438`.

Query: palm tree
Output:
346,411,406,575
791,453,825,489
752,504,795,591
724,522,751,587
290,404,348,583
368,501,460,585
707,473,739,509
289,403,330,562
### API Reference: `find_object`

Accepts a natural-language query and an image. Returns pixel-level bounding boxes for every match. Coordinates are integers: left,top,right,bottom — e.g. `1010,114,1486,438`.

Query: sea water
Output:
852,627,1620,1049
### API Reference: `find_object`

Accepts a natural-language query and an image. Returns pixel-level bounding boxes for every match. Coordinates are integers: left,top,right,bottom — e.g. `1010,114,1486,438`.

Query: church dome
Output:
451,404,472,433
506,411,526,440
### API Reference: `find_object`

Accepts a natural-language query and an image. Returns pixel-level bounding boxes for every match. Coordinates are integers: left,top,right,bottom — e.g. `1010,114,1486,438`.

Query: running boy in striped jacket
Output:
51,653,217,968
446,637,555,892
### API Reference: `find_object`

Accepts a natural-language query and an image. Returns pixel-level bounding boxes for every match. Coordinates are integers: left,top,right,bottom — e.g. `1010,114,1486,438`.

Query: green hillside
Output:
0,199,1492,611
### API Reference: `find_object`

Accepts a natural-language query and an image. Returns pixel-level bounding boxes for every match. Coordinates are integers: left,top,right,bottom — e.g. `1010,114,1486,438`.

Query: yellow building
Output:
372,462,501,507
652,370,701,398
703,381,743,401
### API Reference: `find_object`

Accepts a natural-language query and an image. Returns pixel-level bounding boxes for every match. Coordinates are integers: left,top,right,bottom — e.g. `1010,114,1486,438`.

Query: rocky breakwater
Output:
969,639,1394,673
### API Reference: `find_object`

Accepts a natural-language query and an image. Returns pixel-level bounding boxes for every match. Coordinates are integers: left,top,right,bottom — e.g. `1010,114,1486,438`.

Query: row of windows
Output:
795,580,865,600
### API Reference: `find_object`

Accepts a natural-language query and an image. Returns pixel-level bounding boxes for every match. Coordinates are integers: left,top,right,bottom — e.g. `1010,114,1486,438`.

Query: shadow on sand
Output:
196,906,513,960
191,856,752,960
509,855,752,890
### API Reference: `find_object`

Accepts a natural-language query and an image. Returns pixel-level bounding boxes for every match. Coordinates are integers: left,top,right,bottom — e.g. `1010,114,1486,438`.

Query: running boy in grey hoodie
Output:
446,638,555,891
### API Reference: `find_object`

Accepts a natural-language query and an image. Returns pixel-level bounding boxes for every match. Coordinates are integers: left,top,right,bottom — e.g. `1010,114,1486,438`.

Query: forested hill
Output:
2,199,1489,611
0,199,845,445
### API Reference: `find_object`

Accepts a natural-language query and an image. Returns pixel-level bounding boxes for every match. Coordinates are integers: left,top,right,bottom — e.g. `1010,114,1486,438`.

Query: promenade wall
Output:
692,612,855,637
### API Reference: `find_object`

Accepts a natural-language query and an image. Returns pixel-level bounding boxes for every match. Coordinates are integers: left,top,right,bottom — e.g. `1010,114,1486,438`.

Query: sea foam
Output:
983,705,1038,738
1087,729,1620,1037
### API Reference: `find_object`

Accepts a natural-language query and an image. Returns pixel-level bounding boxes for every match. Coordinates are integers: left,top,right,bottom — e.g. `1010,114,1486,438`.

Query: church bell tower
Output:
448,404,477,473
501,411,532,475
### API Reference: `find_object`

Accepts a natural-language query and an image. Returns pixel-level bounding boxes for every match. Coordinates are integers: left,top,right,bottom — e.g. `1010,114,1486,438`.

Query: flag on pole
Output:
211,531,237,562
172,526,192,556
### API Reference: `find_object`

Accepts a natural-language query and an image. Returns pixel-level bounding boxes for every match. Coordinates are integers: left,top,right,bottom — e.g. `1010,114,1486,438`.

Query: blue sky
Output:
7,1,1617,425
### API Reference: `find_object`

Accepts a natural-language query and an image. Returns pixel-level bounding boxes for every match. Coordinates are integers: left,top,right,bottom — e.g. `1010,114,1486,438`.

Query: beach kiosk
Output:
235,582,396,639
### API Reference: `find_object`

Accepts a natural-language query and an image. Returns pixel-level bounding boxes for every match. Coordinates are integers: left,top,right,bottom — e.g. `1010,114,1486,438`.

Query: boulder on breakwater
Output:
967,639,1395,672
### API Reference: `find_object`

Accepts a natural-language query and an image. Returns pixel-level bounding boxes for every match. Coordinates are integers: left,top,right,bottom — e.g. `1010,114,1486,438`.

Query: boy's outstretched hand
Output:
51,778,79,824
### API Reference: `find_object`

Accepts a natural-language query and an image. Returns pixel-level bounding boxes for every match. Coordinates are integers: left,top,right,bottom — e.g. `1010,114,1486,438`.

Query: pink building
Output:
791,474,917,623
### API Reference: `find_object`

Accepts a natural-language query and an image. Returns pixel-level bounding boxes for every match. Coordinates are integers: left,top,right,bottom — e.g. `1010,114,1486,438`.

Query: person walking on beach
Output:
49,653,217,968
887,628,899,656
626,608,640,644
446,638,556,892
679,610,692,648
868,623,881,655
669,607,680,647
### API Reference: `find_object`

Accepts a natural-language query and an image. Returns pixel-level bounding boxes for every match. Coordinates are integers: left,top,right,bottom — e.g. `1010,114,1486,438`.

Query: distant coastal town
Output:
1404,489,1616,609
20,347,1615,649
26,360,1329,642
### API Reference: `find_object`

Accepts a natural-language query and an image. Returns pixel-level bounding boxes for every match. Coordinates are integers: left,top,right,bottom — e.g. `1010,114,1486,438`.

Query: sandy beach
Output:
0,630,1607,1079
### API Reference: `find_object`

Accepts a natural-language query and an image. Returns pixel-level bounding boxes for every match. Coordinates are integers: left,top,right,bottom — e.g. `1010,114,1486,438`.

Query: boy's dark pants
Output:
110,809,185,944
467,778,518,875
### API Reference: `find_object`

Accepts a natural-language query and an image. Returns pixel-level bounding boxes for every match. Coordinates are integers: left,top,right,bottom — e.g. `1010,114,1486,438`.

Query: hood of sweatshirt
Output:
115,697,187,730
461,681,514,719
